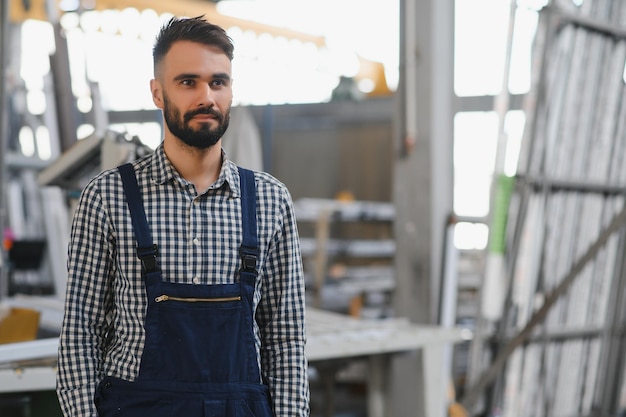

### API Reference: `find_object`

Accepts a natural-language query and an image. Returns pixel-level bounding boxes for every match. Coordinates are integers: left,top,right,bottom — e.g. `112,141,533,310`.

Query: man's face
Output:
161,90,230,149
151,41,233,150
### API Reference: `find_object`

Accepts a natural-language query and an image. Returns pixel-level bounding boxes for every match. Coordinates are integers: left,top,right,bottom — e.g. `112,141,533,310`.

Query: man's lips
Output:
192,114,216,121
185,109,222,123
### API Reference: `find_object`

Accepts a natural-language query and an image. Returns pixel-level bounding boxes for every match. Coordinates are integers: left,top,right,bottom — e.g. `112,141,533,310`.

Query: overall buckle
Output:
239,246,258,273
137,244,160,272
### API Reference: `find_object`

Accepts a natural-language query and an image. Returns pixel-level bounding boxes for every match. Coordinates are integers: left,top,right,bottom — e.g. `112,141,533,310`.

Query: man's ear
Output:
150,79,163,109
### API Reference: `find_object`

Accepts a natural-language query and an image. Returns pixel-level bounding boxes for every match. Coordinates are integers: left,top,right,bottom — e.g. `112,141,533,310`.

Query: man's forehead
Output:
158,42,232,76
166,41,228,57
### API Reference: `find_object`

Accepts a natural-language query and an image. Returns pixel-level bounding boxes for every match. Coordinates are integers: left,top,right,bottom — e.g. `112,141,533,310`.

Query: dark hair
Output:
153,16,234,72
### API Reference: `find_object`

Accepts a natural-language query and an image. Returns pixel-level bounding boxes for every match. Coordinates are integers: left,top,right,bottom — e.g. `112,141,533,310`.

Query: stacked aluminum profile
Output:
497,1,626,416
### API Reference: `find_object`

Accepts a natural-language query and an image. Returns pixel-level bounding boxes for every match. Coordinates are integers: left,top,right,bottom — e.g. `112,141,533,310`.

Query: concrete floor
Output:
0,384,367,417
0,391,62,417
309,381,368,417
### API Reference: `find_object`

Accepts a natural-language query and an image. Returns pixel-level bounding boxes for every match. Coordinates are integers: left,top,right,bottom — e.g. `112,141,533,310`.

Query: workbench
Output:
0,308,467,417
306,308,467,417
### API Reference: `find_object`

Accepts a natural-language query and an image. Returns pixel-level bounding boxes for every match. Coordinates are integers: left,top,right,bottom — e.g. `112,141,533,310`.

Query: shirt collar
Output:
220,156,241,198
149,144,241,197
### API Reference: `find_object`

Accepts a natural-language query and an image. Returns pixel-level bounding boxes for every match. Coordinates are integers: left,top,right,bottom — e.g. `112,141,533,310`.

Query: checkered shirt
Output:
56,144,309,416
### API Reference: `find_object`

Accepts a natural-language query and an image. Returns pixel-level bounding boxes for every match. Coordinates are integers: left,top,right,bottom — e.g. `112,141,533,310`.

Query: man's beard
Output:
162,94,230,150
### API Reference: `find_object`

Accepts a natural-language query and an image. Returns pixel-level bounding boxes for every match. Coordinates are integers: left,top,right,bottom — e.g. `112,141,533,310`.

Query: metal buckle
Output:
137,244,159,272
239,246,258,273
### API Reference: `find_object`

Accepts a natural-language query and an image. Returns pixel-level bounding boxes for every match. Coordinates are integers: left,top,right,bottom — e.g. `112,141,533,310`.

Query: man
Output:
56,16,310,417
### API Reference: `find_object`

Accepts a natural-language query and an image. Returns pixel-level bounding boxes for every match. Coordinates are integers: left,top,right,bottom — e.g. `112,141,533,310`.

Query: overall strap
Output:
118,163,159,272
238,167,258,274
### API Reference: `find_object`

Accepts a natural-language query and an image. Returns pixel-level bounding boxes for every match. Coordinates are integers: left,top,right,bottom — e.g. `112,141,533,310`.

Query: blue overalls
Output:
94,163,274,417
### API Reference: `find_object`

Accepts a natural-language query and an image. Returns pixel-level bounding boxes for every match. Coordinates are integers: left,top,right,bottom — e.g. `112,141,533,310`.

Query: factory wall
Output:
247,97,394,202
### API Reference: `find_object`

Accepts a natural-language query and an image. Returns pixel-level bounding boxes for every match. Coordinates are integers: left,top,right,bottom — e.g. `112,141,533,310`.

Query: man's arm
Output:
57,180,115,417
257,186,310,417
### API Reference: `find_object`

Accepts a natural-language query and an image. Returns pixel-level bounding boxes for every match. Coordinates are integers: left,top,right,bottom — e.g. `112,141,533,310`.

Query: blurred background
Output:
1,0,625,416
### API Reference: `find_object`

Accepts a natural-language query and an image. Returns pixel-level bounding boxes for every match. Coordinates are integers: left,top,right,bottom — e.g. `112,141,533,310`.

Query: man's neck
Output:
163,136,223,192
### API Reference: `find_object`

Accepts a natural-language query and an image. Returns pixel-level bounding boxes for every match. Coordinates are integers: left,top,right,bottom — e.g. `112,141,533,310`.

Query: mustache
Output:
184,107,223,123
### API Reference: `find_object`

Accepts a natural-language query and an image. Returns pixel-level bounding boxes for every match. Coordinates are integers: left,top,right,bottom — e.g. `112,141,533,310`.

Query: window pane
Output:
454,222,489,250
454,111,499,217
509,7,539,94
455,0,511,96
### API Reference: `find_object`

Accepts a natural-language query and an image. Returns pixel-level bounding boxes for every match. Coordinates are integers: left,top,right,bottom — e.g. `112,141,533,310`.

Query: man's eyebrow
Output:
173,73,199,81
213,73,232,82
172,73,231,82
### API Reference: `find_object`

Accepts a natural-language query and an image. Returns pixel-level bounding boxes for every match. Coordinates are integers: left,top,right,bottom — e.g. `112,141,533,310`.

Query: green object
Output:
489,175,515,254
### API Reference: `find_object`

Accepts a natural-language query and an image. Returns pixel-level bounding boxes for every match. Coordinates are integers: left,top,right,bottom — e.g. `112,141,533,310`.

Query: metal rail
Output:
461,200,626,410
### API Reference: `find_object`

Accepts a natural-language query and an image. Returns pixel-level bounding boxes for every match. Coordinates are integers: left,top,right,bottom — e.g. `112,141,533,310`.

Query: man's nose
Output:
197,84,216,107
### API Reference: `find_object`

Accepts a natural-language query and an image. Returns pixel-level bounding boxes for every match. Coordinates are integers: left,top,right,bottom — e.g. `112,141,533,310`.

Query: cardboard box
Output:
0,307,40,344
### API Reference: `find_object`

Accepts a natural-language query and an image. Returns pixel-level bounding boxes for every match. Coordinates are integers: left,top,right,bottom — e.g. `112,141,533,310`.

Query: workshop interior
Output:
1,0,626,416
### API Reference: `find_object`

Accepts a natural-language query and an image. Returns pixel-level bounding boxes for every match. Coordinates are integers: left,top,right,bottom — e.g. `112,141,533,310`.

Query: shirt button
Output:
193,277,201,284
192,238,199,245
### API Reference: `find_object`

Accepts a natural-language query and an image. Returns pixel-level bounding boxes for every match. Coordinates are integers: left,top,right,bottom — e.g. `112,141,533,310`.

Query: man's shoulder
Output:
227,162,293,207
224,160,285,192
84,153,153,192
252,170,285,189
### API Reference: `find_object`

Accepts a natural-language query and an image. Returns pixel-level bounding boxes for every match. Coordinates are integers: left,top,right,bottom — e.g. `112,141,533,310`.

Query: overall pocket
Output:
95,379,176,417
204,398,273,417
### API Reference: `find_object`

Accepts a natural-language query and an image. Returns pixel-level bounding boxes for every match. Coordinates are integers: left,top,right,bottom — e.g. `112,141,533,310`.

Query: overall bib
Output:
95,163,273,417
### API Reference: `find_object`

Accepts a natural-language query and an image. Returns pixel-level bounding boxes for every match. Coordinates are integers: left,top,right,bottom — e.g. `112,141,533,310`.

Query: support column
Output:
0,0,9,301
390,0,455,415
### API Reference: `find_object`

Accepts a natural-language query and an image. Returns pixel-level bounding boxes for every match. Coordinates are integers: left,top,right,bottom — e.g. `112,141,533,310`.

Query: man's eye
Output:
181,79,194,86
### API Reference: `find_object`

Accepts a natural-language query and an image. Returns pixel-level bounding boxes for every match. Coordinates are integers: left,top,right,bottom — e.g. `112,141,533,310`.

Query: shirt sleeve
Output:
257,185,310,417
57,178,115,417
